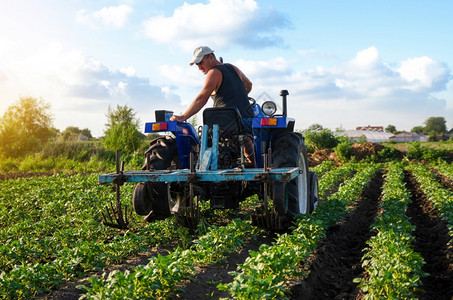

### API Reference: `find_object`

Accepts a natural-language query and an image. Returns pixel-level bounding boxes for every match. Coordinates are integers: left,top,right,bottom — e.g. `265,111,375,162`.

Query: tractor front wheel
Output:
132,136,178,220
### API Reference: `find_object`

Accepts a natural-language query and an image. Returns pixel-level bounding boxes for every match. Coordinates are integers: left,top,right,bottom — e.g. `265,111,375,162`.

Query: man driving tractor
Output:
171,46,256,167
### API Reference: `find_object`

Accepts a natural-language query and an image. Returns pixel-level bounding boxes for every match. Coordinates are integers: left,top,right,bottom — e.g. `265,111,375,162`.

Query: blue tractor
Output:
99,90,319,230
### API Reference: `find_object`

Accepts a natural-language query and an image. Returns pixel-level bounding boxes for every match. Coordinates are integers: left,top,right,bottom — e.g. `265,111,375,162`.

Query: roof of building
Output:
340,130,394,143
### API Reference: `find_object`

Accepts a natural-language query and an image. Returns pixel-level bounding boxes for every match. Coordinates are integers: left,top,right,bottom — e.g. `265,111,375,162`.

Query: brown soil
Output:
288,170,453,300
308,148,339,167
173,234,275,299
350,142,385,161
0,171,58,180
289,171,383,299
39,247,175,300
405,171,453,299
308,142,390,167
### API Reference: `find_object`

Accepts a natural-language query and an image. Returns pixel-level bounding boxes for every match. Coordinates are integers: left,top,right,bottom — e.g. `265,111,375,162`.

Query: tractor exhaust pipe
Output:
280,90,289,117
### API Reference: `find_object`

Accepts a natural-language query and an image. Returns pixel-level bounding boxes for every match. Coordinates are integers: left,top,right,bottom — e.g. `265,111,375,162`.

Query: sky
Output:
0,0,452,137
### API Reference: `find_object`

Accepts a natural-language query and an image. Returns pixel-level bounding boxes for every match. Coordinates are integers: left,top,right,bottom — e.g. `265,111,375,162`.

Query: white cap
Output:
189,46,214,66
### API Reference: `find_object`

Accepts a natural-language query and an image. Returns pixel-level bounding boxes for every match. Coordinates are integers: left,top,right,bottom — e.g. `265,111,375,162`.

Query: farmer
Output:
170,46,256,166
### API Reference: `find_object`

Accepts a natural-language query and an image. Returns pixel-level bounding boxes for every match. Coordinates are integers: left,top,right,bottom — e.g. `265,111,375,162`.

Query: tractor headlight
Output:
262,101,277,116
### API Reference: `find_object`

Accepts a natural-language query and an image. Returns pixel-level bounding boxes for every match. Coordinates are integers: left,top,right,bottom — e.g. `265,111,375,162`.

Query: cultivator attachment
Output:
173,154,200,229
101,150,132,229
250,150,290,231
98,126,302,231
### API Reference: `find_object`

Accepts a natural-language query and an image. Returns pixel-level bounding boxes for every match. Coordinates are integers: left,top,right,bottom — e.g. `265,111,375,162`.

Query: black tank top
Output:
211,64,254,118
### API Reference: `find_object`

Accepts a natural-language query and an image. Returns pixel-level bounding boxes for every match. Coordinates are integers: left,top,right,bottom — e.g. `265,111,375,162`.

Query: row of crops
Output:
0,159,452,299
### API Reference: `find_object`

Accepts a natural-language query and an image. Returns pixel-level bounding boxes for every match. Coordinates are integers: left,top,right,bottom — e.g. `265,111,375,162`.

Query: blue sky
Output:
1,0,451,137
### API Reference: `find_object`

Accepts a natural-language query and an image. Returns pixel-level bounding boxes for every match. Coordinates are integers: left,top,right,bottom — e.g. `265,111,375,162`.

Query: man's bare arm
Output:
170,69,222,122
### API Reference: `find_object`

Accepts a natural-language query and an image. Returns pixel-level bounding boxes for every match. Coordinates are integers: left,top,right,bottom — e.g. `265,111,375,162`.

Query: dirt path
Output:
173,234,275,299
289,171,383,299
39,247,174,300
405,171,453,300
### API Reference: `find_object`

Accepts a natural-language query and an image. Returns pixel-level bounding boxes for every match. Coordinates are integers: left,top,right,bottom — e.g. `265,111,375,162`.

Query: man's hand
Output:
170,115,186,122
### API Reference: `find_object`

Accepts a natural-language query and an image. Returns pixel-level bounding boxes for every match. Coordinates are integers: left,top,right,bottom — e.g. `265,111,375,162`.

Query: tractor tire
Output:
272,131,310,216
133,136,178,220
132,183,152,215
309,171,319,213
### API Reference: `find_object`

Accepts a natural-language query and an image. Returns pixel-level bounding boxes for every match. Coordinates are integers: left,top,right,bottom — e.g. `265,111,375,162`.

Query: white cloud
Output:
398,56,450,92
216,47,452,130
0,42,179,136
141,0,289,50
76,5,133,30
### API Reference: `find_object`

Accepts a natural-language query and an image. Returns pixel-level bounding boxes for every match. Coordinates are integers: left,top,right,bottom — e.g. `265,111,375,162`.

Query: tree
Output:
81,128,93,139
60,126,93,141
105,105,139,131
303,126,339,152
0,97,55,157
424,117,446,134
385,125,397,134
103,105,143,154
411,126,424,134
307,123,324,131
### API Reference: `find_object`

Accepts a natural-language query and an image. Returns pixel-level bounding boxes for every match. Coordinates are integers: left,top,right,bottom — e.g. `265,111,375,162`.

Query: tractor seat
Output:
202,107,244,137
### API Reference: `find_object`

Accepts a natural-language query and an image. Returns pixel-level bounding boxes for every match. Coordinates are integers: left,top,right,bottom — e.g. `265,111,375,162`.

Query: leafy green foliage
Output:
302,126,339,152
317,163,356,199
406,141,446,161
311,160,335,177
334,141,353,162
424,116,447,134
103,105,144,154
0,97,55,157
385,124,397,134
431,158,453,180
103,123,144,154
408,163,453,243
0,175,190,298
221,163,379,299
79,219,257,299
59,126,92,141
355,162,427,299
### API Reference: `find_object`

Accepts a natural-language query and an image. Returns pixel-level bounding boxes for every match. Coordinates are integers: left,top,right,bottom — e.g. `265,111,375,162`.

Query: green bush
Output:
378,146,400,161
406,141,445,162
103,123,143,155
334,141,353,162
303,128,339,152
406,142,424,160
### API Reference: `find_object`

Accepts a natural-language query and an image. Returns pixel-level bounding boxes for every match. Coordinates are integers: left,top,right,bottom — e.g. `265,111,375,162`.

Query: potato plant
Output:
220,163,379,299
355,162,427,299
0,159,451,299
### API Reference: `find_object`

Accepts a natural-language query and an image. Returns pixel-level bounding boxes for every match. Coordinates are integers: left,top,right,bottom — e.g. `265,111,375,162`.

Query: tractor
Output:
99,90,319,230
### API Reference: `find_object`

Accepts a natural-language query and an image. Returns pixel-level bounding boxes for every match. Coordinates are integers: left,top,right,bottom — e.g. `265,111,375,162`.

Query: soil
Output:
173,234,275,299
0,171,58,180
39,246,175,300
308,148,340,167
308,142,393,167
289,171,383,299
405,171,453,300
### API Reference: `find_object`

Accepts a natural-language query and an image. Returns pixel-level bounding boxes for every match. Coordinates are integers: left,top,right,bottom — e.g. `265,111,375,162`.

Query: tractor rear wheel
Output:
132,136,178,220
272,131,310,217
